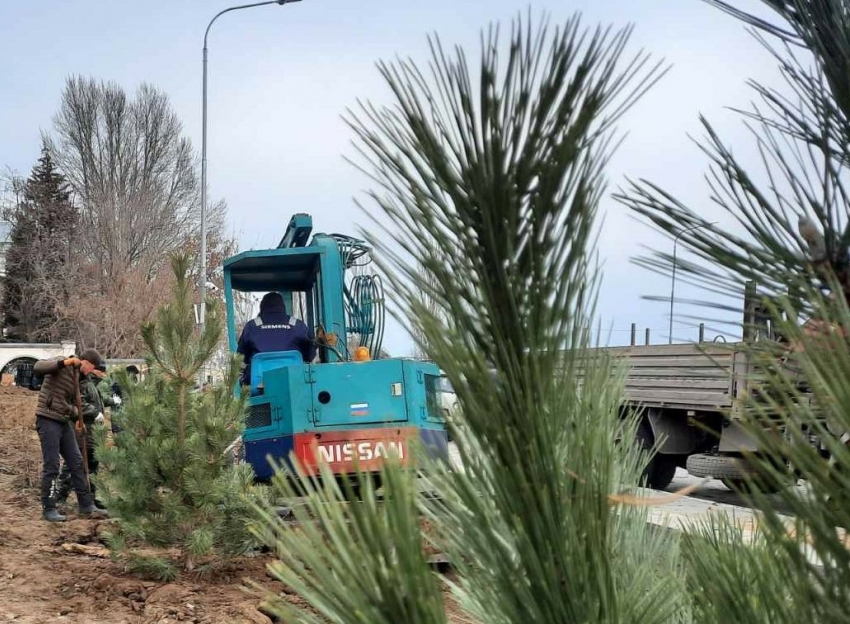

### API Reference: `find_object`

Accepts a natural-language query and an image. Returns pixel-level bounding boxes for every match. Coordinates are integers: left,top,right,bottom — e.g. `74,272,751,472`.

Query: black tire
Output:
686,453,750,480
686,453,784,494
636,420,677,490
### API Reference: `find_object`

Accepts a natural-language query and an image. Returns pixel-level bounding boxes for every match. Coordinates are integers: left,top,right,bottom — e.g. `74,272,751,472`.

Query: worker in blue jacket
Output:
237,292,317,386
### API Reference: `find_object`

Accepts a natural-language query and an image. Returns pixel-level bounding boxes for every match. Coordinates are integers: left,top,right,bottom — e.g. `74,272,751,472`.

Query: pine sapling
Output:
95,254,266,576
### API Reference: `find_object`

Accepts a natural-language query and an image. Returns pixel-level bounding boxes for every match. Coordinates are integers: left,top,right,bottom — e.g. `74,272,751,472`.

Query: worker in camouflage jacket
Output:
33,349,108,522
55,363,119,511
106,364,136,435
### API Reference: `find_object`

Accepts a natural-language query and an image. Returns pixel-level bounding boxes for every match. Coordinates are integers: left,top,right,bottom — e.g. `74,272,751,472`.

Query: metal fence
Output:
13,362,40,390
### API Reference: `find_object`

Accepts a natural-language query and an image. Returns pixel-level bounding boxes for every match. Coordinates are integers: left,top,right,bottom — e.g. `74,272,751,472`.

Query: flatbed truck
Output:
605,284,810,490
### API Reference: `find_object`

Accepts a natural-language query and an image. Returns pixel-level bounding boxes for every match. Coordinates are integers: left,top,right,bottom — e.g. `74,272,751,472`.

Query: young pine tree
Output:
253,13,685,624
95,254,262,579
619,0,850,621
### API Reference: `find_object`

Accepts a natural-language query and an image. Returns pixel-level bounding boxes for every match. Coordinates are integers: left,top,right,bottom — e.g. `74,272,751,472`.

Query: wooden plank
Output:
599,344,740,358
571,343,746,411
619,367,732,378
624,356,734,369
571,358,735,369
624,389,733,407
567,369,731,381
625,378,730,390
624,386,730,399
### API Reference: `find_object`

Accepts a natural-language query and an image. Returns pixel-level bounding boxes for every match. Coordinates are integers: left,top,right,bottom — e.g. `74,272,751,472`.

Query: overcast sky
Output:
0,0,780,355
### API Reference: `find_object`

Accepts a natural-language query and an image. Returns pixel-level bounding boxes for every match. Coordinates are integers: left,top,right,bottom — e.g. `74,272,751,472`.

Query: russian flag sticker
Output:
350,402,370,416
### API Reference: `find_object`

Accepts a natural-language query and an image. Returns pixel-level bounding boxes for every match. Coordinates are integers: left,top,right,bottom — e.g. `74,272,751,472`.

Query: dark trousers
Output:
57,423,98,503
36,416,92,510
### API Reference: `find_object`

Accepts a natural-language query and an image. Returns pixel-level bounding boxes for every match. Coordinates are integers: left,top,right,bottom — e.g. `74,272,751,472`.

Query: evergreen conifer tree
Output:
253,14,681,624
2,144,76,341
618,1,850,621
95,254,262,579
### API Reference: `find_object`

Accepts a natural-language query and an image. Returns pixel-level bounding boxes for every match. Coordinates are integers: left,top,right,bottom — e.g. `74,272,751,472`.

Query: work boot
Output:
55,492,70,511
78,503,109,519
56,481,71,506
89,482,107,510
43,508,67,523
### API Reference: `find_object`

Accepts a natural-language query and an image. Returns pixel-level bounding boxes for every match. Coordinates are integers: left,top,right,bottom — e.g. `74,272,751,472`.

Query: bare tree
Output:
63,263,174,355
0,168,25,218
40,76,232,355
46,76,227,282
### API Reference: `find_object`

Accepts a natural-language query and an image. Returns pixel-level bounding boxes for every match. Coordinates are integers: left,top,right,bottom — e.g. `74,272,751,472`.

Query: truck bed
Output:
599,343,740,411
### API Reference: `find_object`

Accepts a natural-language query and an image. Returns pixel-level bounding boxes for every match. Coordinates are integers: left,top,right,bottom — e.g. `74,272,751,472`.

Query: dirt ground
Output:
0,385,465,624
0,385,298,623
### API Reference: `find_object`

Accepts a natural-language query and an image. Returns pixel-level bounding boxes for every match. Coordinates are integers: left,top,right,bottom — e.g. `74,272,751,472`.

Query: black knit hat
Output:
79,348,104,368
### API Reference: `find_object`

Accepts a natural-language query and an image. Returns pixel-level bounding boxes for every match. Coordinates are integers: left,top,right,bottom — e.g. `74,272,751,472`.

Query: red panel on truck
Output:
293,427,418,475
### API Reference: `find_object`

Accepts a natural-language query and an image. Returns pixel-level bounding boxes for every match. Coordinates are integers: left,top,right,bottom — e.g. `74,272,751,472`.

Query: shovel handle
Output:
72,368,90,489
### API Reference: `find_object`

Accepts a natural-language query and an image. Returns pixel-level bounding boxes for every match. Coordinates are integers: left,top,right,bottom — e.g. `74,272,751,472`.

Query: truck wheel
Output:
686,453,783,494
636,421,677,490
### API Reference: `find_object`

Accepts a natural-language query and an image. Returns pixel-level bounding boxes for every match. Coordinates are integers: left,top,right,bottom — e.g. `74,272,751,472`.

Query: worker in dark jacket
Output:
237,292,316,386
33,349,108,522
55,364,118,510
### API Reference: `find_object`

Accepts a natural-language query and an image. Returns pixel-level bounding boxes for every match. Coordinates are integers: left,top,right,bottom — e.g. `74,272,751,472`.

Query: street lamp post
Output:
668,222,716,344
200,0,301,332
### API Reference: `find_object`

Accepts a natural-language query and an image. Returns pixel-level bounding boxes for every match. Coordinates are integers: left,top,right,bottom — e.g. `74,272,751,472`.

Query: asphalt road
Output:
449,443,800,515
665,467,804,516
666,468,747,505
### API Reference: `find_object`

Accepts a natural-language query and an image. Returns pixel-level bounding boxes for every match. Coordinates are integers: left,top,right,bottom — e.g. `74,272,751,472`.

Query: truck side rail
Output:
582,343,740,411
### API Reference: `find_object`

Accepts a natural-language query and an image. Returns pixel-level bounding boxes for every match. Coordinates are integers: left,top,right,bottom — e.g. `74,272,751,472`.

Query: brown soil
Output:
0,385,297,623
0,386,466,623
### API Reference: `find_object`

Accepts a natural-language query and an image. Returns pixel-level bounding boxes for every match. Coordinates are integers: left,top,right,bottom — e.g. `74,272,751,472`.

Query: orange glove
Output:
62,357,81,368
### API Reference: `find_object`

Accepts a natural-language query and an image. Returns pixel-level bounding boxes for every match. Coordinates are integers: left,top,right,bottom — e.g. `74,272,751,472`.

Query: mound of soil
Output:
0,386,291,623
0,386,464,623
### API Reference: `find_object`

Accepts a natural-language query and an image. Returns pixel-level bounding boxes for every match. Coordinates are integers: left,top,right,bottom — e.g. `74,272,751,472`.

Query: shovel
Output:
72,369,90,491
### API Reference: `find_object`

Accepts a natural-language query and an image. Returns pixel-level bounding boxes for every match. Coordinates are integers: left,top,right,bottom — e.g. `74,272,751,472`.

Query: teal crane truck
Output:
223,213,447,481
